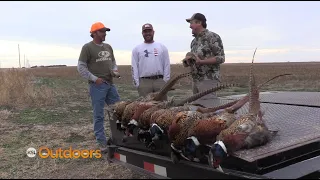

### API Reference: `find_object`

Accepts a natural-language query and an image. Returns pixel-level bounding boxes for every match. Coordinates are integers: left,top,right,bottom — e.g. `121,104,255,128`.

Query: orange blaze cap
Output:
90,22,110,33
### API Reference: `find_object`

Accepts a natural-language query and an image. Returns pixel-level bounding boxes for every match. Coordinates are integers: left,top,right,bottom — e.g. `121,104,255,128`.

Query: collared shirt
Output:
190,29,225,82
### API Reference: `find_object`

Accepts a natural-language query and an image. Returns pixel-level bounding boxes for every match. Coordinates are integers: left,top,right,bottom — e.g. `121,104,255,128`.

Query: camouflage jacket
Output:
190,29,225,82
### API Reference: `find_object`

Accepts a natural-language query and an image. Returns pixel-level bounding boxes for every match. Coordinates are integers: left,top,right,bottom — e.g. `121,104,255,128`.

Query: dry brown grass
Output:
0,67,149,179
22,61,320,92
0,68,55,108
26,66,79,79
0,62,319,179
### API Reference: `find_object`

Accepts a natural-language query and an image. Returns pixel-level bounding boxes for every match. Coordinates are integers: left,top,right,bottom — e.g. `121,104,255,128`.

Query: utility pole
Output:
26,58,30,68
18,44,21,68
24,54,26,67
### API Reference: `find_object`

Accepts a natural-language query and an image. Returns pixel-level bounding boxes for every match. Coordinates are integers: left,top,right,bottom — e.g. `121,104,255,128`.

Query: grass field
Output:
0,62,319,178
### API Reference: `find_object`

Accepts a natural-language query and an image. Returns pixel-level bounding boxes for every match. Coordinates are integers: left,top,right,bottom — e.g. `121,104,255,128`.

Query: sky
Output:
0,1,320,68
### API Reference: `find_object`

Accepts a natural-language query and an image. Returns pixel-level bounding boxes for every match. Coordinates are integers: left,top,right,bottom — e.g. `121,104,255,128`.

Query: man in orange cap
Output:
131,23,171,100
77,22,121,153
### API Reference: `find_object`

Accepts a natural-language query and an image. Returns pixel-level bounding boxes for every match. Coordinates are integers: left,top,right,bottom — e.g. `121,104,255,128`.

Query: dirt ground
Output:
0,77,152,179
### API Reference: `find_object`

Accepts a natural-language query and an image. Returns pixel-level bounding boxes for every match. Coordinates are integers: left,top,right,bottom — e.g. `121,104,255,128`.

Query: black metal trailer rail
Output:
107,146,269,179
107,145,320,179
106,91,320,179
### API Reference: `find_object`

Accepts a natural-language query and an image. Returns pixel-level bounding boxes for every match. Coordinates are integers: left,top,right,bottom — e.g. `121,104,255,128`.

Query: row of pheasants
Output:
110,50,291,170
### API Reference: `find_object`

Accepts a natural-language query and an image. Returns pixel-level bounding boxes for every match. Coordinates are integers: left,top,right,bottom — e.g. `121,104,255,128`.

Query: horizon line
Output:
2,60,320,69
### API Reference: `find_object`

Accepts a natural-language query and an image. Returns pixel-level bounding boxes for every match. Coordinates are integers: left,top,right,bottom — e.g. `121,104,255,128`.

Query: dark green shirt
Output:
78,41,117,84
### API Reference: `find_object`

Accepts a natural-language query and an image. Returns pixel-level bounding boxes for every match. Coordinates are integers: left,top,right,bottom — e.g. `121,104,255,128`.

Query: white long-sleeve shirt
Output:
131,42,171,87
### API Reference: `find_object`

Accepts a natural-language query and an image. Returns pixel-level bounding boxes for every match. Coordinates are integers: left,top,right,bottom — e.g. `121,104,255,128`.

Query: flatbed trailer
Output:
106,91,320,179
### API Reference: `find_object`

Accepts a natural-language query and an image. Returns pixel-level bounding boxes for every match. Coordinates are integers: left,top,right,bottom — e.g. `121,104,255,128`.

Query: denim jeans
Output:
89,82,120,146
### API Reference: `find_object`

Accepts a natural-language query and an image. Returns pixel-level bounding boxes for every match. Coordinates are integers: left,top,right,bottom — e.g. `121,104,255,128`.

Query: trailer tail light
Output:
143,161,167,177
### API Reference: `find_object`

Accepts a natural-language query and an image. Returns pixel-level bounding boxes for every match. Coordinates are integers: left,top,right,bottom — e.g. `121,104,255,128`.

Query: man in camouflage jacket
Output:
184,13,226,106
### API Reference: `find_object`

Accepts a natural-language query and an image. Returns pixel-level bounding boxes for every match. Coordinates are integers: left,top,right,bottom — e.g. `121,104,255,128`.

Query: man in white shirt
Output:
131,23,171,100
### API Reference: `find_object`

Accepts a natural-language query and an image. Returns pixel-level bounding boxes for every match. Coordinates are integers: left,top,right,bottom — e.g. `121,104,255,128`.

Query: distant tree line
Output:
30,65,67,68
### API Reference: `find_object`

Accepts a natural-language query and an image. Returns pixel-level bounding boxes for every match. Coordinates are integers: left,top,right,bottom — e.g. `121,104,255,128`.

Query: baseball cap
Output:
142,23,154,31
90,22,110,33
186,13,207,22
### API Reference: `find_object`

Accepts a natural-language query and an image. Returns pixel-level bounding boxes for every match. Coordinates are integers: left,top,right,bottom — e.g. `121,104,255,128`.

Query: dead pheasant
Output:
209,48,280,170
183,72,291,144
167,59,291,163
150,105,201,137
128,82,241,149
147,97,240,146
133,83,240,138
125,52,202,131
182,52,201,80
124,83,240,147
166,95,249,163
140,104,207,148
138,51,204,135
112,101,133,130
119,72,192,138
113,53,200,134
113,71,191,122
180,73,290,163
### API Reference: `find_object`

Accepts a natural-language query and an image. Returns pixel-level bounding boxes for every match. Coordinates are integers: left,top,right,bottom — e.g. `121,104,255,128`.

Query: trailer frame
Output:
105,91,320,179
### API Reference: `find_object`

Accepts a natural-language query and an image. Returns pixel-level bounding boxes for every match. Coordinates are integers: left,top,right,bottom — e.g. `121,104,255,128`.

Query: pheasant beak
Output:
150,123,164,139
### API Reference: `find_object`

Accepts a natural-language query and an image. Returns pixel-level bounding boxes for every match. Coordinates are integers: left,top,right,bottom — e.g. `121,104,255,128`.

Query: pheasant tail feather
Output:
249,48,260,116
153,72,192,101
176,83,239,106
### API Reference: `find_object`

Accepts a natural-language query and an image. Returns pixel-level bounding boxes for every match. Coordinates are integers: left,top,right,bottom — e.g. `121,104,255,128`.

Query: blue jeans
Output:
89,82,120,146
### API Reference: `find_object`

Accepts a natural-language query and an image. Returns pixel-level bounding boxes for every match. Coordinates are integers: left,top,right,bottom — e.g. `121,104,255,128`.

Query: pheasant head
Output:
182,52,197,67
209,140,228,168
148,105,192,145
209,133,247,168
149,123,165,141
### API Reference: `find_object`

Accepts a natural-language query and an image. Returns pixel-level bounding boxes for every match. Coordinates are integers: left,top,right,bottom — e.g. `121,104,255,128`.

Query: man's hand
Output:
95,78,104,85
194,54,201,65
112,70,121,78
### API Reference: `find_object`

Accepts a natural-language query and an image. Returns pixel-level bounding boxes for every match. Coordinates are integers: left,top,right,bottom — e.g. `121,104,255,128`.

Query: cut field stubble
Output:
0,62,319,179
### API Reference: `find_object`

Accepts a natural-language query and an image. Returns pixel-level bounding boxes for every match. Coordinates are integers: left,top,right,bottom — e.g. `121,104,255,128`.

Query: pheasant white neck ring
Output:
128,119,138,126
214,140,227,154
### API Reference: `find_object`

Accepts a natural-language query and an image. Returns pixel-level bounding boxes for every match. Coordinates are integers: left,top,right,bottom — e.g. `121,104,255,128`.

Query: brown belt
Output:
141,75,163,79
